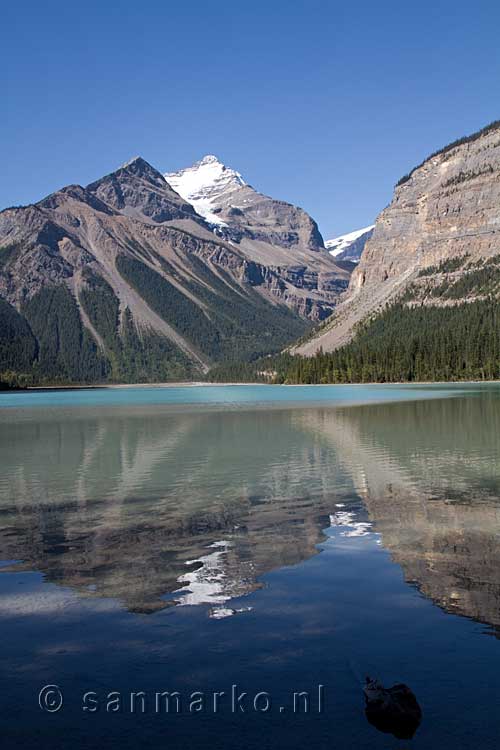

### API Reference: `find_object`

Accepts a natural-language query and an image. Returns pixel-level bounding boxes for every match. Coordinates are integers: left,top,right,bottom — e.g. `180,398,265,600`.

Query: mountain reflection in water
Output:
0,390,499,630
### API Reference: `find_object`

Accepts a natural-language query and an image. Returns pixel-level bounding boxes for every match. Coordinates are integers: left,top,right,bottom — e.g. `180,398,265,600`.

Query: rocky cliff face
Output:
0,157,349,384
298,120,500,355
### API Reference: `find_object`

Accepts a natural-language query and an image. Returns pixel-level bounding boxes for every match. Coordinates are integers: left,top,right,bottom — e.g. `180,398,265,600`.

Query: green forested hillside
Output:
280,299,500,383
79,270,195,383
270,258,500,385
0,297,38,375
79,269,120,347
116,253,309,363
4,246,499,388
118,308,197,383
209,298,500,384
22,286,109,384
0,248,309,385
0,283,198,386
282,300,500,383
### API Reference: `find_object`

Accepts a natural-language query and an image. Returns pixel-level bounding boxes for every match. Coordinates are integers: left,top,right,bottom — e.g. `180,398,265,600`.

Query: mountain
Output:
166,154,324,249
296,119,500,362
325,225,374,263
165,154,247,227
165,155,350,319
87,155,204,225
0,156,349,386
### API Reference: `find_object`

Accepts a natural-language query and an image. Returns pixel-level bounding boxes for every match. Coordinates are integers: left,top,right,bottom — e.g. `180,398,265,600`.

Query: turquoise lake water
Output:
0,381,471,409
0,382,499,749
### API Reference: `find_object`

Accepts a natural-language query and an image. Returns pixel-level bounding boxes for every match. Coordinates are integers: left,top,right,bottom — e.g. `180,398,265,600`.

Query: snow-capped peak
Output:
164,155,246,227
326,225,375,262
197,154,222,166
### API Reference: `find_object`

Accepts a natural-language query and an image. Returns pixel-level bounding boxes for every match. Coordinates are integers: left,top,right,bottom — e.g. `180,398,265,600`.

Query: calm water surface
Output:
0,383,499,749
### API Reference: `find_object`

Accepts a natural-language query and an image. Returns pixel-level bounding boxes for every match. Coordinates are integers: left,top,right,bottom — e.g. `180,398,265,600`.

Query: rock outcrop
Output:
363,678,422,740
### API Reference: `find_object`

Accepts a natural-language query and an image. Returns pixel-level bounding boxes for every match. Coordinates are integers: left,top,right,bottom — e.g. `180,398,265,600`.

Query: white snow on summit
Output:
165,155,246,227
326,225,375,261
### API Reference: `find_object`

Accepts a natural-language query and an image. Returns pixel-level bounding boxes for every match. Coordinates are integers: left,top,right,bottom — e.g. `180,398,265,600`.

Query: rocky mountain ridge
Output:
165,155,350,317
0,155,348,384
297,120,500,355
165,154,325,251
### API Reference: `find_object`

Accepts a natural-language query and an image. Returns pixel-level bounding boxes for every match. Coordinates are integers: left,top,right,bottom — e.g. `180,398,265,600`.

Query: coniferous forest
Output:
284,300,500,384
2,288,500,388
208,298,500,384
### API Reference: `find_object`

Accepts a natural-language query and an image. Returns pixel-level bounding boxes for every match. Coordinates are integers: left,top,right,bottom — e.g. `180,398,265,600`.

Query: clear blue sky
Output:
2,0,500,238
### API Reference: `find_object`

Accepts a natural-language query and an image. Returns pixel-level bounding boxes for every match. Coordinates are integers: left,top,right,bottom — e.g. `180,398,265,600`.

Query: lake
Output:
0,382,499,749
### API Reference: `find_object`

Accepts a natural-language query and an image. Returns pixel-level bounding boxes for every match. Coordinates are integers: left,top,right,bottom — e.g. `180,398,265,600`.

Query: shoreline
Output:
0,379,495,418
17,379,500,392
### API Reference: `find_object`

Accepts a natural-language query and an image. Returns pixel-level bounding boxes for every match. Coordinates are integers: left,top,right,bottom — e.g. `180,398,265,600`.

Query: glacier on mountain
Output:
326,225,374,263
165,154,246,227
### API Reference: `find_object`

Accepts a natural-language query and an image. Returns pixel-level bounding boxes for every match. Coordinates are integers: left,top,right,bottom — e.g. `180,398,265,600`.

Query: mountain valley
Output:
2,119,500,387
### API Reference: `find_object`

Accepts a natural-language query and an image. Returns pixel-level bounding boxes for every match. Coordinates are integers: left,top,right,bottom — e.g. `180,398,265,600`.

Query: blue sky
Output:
2,0,500,237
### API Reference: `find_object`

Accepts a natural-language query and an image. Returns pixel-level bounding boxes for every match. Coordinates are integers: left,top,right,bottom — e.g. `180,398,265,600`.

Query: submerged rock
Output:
363,676,422,739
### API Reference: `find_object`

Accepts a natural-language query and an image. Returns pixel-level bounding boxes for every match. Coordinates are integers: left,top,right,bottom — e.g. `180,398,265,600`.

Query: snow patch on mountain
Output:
326,225,375,262
165,155,246,227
